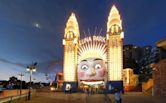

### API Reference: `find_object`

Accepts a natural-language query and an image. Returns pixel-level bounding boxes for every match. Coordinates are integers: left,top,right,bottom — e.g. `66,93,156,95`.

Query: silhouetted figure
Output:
114,88,122,103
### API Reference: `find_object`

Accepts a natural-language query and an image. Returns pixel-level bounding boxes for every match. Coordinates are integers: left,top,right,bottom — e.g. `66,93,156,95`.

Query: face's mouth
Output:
80,80,105,85
80,80,104,82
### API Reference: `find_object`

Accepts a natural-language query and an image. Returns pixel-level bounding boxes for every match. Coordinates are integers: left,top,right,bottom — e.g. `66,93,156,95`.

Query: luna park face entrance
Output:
79,81,106,94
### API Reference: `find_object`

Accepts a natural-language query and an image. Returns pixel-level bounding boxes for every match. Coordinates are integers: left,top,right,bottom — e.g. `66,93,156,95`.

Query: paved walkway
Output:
16,92,166,103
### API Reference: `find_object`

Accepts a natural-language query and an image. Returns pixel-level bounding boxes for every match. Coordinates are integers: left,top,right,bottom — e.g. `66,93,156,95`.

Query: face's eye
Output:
95,64,101,69
81,65,88,70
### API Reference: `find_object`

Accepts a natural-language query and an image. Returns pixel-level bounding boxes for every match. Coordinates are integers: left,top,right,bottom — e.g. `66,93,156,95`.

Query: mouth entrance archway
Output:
79,80,106,94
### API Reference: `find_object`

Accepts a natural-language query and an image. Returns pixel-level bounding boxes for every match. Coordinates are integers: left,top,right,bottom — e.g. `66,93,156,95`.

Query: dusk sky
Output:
0,0,166,82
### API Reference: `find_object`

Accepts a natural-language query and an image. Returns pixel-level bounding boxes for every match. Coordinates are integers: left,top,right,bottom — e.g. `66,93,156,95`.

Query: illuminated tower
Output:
62,13,80,91
106,5,124,91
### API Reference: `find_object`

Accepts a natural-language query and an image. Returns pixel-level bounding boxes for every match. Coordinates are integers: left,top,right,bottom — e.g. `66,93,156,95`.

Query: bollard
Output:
28,90,31,100
9,96,12,103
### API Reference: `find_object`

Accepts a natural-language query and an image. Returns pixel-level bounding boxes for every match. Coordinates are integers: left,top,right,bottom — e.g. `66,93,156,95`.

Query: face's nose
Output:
89,68,96,77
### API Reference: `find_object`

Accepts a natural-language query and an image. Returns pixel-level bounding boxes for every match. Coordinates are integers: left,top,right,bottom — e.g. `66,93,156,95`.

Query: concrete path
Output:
16,92,166,103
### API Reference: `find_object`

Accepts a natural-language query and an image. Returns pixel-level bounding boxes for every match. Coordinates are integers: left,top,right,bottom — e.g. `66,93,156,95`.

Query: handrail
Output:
142,79,153,92
0,93,28,103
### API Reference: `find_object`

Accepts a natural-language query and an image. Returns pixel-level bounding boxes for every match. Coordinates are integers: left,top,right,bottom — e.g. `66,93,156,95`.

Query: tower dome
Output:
65,13,80,39
107,5,122,33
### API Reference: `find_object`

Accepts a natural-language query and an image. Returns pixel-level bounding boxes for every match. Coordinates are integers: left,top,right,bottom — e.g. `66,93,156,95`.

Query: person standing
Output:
114,88,122,103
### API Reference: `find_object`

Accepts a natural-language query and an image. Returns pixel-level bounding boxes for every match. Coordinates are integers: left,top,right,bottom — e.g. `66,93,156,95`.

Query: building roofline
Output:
156,38,166,49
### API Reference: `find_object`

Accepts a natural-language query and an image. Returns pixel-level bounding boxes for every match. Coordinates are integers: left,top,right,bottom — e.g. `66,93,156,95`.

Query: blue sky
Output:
0,0,166,82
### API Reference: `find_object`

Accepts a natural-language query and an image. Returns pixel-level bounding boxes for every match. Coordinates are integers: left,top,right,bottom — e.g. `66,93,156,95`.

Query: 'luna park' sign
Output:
80,36,106,45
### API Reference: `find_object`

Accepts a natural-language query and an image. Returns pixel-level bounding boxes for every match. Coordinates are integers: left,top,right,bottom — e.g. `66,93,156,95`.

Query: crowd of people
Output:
82,85,106,95
83,86,122,103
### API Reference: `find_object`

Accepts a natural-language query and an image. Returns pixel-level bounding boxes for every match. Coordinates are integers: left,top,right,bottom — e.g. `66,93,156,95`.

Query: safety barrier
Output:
0,93,28,103
0,89,36,103
142,79,153,93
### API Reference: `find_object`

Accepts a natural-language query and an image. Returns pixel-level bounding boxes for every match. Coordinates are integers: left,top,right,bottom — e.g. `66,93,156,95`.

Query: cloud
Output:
0,58,63,81
37,59,63,74
0,58,26,68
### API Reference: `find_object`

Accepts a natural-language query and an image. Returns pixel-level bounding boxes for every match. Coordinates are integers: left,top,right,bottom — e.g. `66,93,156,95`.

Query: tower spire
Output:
65,12,80,39
107,5,124,82
63,12,80,84
107,5,122,33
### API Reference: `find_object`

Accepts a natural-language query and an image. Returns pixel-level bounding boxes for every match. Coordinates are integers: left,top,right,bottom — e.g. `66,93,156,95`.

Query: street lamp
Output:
18,73,24,95
26,62,37,100
45,73,48,80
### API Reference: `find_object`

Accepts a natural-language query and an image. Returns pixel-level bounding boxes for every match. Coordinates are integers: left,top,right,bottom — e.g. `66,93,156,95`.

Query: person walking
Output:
114,88,122,103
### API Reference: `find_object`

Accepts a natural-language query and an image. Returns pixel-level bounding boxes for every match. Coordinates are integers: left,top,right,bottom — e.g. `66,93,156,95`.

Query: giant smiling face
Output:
78,58,106,81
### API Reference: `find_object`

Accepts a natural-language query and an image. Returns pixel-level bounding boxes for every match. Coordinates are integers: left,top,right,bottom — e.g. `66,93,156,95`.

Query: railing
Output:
142,79,153,93
0,93,28,103
0,89,36,103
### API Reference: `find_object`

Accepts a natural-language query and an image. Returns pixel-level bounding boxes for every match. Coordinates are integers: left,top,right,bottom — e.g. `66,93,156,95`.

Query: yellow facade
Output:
63,13,79,82
123,68,138,87
107,5,124,81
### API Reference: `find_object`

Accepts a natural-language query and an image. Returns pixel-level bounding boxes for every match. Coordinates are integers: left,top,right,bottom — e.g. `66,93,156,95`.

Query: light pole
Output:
26,62,37,100
18,73,24,95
